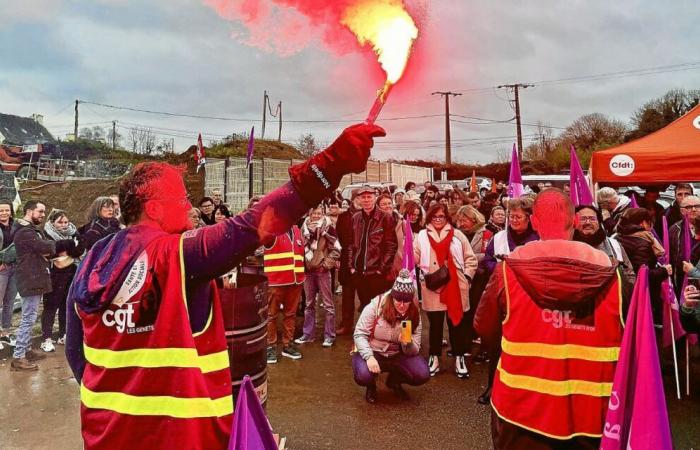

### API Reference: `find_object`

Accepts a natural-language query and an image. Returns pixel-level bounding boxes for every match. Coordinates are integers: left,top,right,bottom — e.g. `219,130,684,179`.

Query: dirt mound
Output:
19,160,205,228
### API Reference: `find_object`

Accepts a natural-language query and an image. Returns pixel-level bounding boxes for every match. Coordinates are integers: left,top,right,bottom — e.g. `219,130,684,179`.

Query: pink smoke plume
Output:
203,0,425,57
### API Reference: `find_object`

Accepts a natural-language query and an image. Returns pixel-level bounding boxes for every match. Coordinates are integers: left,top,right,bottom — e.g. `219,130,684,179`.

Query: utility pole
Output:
496,83,533,161
261,91,268,139
277,101,282,142
431,91,461,165
112,121,116,151
74,99,79,142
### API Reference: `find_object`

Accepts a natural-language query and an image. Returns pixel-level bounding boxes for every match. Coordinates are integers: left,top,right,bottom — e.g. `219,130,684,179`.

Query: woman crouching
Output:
352,269,430,403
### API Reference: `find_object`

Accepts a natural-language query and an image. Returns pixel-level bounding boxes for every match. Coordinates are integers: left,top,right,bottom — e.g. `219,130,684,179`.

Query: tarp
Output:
590,104,700,185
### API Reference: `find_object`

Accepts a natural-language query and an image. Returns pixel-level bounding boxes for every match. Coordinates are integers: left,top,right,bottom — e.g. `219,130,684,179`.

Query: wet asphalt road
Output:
1,308,699,449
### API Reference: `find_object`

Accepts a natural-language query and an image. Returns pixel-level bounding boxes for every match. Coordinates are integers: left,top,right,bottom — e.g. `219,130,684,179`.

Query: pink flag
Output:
679,217,699,345
600,266,673,450
246,126,255,169
507,143,523,198
569,145,594,206
195,133,206,173
630,194,639,208
402,219,415,278
660,215,686,347
229,375,277,450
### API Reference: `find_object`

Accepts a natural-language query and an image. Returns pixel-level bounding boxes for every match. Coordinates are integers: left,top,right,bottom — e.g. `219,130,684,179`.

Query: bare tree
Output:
125,126,157,154
628,88,700,140
296,133,319,158
559,113,626,153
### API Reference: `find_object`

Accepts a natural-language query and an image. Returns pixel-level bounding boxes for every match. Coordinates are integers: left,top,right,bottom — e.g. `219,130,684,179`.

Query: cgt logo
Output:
609,154,635,177
542,308,572,329
102,303,136,333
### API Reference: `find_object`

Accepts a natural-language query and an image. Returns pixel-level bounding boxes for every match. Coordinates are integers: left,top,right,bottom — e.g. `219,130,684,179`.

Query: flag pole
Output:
687,338,691,396
669,302,681,399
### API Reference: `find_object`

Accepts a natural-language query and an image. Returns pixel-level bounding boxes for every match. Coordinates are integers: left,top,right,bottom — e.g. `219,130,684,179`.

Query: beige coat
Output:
413,224,478,312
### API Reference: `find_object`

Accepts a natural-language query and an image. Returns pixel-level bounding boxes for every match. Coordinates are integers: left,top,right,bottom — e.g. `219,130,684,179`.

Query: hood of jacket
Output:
69,225,167,314
505,240,618,311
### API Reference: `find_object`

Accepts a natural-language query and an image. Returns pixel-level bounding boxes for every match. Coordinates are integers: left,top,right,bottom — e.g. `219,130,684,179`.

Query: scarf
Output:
44,220,77,241
427,226,463,326
573,228,607,248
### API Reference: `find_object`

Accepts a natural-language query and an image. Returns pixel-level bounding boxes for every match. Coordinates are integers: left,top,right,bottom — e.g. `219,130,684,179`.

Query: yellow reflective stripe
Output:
501,337,619,362
263,252,294,261
293,255,304,261
84,345,229,374
293,268,305,273
497,362,612,397
81,384,233,418
491,401,603,440
264,264,295,272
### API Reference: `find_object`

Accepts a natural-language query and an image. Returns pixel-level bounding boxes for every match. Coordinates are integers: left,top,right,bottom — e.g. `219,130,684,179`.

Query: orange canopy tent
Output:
590,104,700,185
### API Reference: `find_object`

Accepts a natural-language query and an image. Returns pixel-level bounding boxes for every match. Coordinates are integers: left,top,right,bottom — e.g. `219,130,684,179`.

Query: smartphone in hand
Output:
400,320,412,343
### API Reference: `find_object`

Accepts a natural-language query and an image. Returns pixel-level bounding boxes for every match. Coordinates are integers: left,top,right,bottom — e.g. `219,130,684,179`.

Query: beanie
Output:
391,269,415,302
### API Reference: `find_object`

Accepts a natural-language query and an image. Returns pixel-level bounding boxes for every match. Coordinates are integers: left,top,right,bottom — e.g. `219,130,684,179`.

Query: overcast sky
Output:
0,0,697,163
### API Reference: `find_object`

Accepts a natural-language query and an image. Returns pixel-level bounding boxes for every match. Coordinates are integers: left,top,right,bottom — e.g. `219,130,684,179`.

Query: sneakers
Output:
0,334,16,347
266,346,278,364
428,355,440,377
322,338,335,348
293,335,314,345
10,357,38,372
25,350,46,362
281,345,302,360
455,355,470,379
57,335,66,345
41,338,56,353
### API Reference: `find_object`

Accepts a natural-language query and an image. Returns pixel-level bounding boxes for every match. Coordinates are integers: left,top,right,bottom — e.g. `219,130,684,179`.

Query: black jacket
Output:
336,207,356,285
13,219,56,297
665,202,684,231
346,206,398,276
79,217,121,251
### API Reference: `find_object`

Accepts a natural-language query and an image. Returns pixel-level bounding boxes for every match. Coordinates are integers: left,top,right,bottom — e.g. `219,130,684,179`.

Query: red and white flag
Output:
195,133,206,173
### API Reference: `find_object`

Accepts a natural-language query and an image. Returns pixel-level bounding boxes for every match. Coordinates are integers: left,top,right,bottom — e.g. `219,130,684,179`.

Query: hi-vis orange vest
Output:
78,234,232,450
491,262,623,440
263,226,305,286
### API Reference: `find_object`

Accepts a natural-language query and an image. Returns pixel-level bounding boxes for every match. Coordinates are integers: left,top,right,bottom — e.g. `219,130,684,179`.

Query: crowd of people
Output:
2,120,699,448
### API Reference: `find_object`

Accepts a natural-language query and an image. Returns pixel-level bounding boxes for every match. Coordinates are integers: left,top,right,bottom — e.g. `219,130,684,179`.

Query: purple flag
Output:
679,217,699,345
569,145,594,206
660,215,686,347
630,194,639,208
229,376,277,450
507,143,523,198
402,219,415,278
600,266,672,450
246,126,255,169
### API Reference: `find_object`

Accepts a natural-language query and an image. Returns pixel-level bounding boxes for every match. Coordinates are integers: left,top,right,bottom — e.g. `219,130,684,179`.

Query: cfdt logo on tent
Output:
693,115,700,130
609,154,635,176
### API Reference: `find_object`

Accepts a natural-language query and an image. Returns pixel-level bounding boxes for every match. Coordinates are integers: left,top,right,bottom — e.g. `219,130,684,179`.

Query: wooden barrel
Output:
219,272,269,405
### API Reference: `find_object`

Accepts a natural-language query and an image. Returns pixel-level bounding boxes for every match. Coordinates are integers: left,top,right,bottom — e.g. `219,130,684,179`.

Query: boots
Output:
365,383,377,404
11,357,38,371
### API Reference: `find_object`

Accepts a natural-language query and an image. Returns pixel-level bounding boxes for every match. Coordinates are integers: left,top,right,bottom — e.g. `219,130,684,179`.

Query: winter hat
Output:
391,269,415,302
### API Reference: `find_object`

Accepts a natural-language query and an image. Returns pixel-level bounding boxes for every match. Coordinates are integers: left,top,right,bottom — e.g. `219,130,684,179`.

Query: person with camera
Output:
352,269,429,403
414,203,478,379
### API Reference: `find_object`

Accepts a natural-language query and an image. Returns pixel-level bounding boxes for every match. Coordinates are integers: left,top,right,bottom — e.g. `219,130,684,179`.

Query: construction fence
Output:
204,157,432,213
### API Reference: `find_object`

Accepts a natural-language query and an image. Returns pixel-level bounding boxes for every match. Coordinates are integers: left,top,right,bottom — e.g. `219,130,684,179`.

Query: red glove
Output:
289,123,386,206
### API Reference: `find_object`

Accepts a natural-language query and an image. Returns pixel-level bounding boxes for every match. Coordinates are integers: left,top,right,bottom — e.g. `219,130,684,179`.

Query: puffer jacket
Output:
347,206,398,276
353,294,421,360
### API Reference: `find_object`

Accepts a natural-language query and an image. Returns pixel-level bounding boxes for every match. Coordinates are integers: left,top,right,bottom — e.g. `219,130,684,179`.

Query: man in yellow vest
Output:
475,189,625,450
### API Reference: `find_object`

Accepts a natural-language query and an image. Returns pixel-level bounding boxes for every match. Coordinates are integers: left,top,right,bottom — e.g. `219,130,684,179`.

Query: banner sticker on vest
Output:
609,154,635,177
693,115,700,130
112,251,148,307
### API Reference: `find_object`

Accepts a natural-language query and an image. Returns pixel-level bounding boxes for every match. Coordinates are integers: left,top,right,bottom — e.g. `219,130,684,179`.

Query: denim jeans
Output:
302,271,336,340
13,294,41,359
0,265,17,332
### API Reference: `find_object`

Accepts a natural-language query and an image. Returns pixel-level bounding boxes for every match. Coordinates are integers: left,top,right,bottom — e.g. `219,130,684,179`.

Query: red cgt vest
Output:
263,226,305,286
491,262,623,440
78,234,232,450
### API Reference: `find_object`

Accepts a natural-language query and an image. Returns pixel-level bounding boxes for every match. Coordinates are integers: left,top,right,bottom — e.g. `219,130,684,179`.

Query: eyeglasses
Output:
683,205,700,211
432,215,447,221
508,214,528,221
578,216,598,223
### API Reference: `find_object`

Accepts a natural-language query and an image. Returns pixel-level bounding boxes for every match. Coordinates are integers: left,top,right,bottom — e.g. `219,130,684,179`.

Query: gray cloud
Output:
0,0,697,164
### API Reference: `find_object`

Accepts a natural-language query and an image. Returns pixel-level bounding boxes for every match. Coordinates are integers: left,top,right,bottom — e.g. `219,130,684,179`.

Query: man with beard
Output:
573,205,636,295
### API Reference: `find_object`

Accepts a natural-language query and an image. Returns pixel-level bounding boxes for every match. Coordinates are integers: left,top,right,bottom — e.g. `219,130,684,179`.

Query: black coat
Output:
336,207,356,285
12,219,56,297
45,231,84,306
79,217,121,251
